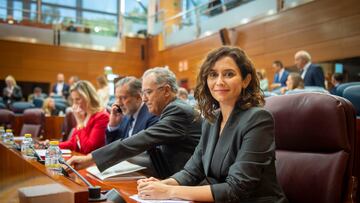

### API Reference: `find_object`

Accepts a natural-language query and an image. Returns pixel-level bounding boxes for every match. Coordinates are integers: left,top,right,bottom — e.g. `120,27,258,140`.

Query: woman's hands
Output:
137,177,174,200
72,104,87,128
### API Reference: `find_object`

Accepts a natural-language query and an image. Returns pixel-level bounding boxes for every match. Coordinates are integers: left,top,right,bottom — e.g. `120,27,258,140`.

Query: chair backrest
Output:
343,85,360,116
336,82,360,96
10,102,35,114
0,102,6,109
20,109,45,137
264,93,357,203
32,98,44,108
62,110,76,141
0,109,15,129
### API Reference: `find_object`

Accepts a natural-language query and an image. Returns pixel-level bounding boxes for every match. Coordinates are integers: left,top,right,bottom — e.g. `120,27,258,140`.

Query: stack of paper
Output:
86,161,146,181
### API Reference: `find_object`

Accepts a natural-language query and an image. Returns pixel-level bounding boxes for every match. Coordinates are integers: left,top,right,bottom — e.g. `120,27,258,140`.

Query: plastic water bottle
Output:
45,141,62,173
3,129,14,147
0,126,5,141
21,133,34,157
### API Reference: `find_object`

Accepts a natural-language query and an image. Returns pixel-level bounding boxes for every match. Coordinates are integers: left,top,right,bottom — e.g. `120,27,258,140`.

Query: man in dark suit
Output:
294,50,325,87
106,77,158,144
67,67,202,178
51,73,70,98
270,60,289,90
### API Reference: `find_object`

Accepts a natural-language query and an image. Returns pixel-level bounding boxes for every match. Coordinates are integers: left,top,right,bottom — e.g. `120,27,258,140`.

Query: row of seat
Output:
0,108,75,140
0,92,359,202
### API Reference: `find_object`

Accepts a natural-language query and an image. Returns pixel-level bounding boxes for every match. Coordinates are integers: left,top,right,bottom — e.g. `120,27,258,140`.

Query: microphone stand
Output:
59,159,107,202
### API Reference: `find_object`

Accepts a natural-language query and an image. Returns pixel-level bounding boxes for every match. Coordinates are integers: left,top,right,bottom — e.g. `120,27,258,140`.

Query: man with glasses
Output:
67,67,202,178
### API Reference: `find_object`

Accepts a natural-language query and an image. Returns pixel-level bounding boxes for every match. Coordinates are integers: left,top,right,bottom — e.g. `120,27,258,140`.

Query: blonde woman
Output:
2,75,22,105
42,97,59,116
59,80,109,154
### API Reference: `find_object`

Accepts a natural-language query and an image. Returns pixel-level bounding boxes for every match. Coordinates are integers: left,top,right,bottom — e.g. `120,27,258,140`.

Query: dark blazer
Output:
52,83,70,98
274,70,289,87
92,98,202,176
303,64,325,87
171,107,288,203
105,104,158,144
3,85,22,104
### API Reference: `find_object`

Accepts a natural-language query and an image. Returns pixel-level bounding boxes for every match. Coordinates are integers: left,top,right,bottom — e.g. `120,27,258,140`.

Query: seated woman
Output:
280,72,304,94
56,80,109,154
137,47,288,202
2,75,22,106
42,98,59,116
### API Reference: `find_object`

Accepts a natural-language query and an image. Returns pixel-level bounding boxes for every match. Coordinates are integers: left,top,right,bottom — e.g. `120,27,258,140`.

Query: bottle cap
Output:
6,129,12,133
24,134,32,138
49,140,59,145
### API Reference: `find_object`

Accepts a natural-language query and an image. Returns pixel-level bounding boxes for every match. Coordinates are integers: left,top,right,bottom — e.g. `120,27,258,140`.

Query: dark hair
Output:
333,73,344,83
115,76,142,97
288,72,304,90
194,46,264,122
273,60,283,68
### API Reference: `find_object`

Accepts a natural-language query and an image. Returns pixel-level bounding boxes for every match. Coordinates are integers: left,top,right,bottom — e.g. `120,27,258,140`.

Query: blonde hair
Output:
5,75,17,86
42,97,55,116
70,80,102,114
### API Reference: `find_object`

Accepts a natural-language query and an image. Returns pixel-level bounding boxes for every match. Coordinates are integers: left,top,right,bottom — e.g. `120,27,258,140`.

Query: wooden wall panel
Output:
0,37,147,91
1,0,360,91
147,0,360,88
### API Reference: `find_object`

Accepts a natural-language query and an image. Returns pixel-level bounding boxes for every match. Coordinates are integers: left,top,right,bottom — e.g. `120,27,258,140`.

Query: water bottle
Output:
21,133,34,157
45,141,62,173
0,126,5,141
3,129,14,147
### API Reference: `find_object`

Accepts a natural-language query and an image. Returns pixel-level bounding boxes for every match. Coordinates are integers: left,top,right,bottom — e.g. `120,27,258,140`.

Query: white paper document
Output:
35,149,71,157
130,195,192,203
86,161,146,181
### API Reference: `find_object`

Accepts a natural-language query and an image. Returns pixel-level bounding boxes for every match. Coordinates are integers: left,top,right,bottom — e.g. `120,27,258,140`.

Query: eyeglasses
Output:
141,85,165,97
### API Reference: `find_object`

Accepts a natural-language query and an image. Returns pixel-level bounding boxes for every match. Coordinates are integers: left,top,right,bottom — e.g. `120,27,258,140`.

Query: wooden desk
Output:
0,142,138,203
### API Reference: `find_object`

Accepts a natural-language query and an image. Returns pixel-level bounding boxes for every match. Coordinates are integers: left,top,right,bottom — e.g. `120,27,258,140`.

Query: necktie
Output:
127,116,134,137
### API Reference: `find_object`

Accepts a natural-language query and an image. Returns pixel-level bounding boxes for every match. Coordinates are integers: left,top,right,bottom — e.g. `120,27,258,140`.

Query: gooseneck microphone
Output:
59,159,107,202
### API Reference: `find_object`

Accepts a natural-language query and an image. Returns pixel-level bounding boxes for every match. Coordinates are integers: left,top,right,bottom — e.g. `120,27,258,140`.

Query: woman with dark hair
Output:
137,47,287,202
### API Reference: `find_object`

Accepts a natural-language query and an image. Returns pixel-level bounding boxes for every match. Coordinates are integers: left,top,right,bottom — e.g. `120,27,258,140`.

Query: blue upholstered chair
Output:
32,98,44,108
10,102,35,114
336,82,360,96
343,85,360,116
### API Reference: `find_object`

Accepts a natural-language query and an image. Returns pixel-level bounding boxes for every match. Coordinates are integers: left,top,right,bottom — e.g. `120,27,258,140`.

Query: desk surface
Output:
0,142,139,203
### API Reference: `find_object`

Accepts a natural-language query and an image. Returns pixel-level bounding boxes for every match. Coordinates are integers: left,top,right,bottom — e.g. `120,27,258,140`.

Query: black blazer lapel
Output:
203,113,221,176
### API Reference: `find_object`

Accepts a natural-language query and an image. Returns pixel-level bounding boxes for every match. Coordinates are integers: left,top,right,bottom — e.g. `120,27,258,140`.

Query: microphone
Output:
59,159,126,203
59,159,107,202
29,145,45,164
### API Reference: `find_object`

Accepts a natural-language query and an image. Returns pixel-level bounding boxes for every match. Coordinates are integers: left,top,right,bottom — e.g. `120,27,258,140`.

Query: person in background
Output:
257,69,269,91
270,60,289,90
280,72,304,94
49,80,109,154
177,87,189,102
28,87,47,103
66,67,202,178
68,75,80,87
66,20,77,32
329,73,344,95
42,97,59,116
294,50,324,87
106,76,158,144
96,75,110,108
51,73,70,99
2,75,22,106
137,46,288,203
